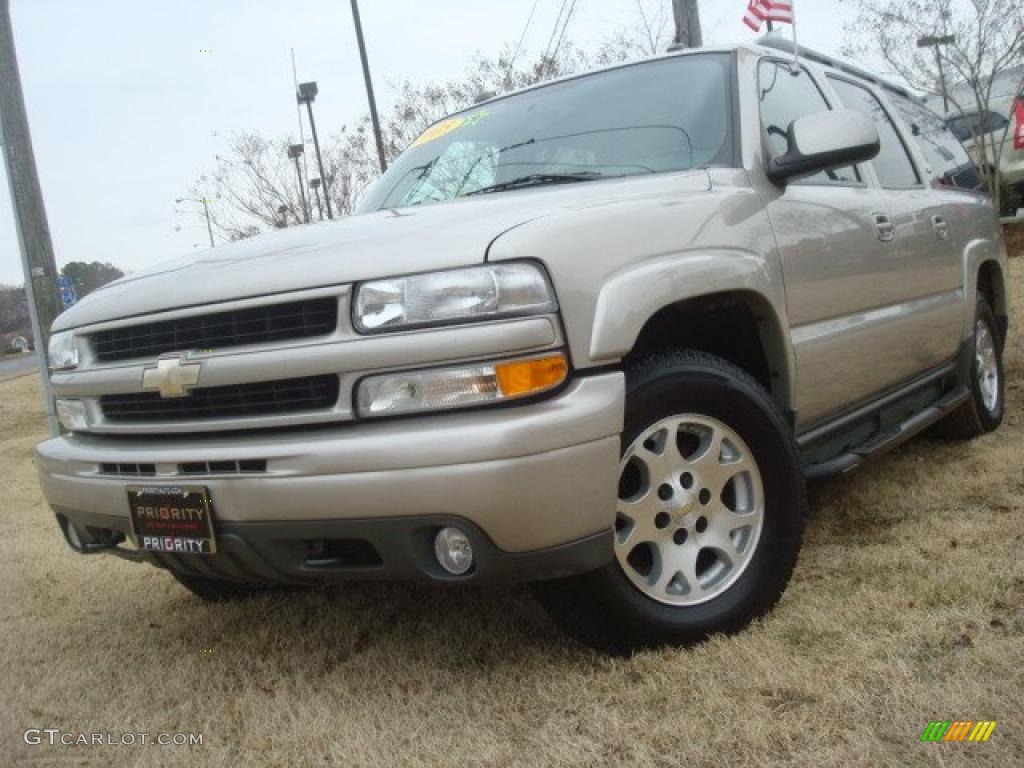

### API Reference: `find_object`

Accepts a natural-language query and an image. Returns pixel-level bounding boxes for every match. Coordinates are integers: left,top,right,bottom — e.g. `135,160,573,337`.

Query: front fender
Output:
487,170,796,411
590,249,777,360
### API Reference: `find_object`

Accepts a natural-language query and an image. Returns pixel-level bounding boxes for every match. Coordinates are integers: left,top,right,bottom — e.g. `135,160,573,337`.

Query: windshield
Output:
356,53,734,212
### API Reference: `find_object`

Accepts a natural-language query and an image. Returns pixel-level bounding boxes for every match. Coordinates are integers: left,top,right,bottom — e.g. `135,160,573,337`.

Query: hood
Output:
54,169,711,330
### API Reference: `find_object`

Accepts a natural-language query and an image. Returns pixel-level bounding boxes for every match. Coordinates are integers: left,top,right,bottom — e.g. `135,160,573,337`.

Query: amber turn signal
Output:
495,354,568,397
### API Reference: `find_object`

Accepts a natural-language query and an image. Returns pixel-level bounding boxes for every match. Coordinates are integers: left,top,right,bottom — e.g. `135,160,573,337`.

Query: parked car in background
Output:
931,66,1024,198
36,41,1011,654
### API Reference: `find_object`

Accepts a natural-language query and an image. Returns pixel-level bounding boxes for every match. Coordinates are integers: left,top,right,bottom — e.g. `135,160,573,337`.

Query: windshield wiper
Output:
463,171,605,196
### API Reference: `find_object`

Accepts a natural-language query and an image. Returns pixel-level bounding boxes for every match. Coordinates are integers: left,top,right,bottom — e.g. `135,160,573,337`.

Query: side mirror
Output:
766,109,880,184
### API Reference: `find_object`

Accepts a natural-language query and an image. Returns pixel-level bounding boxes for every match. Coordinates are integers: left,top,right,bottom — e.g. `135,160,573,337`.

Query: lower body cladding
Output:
35,373,624,585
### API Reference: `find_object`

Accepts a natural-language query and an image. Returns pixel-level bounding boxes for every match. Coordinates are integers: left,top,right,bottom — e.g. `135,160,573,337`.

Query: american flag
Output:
743,0,794,32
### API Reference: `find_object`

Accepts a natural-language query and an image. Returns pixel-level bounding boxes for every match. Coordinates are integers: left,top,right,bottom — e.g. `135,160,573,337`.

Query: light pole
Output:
175,197,215,247
297,81,333,220
917,34,956,113
287,143,310,223
309,177,324,220
350,0,387,173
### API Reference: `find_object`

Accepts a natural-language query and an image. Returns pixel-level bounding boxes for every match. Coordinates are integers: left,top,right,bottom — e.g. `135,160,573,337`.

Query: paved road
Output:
0,354,40,382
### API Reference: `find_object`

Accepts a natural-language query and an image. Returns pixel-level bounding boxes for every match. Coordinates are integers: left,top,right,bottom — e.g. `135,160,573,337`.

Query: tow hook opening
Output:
56,514,125,554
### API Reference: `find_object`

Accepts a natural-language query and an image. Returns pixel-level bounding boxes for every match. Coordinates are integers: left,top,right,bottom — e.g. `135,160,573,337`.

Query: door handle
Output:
931,215,949,240
873,213,895,242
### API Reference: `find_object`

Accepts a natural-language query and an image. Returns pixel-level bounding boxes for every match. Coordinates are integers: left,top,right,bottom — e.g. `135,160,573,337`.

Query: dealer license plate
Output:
127,485,217,554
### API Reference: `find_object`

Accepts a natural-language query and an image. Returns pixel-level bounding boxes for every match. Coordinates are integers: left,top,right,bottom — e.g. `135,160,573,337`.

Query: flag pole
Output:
790,0,799,67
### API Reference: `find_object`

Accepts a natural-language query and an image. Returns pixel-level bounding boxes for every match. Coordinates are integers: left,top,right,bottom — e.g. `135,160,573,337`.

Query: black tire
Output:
936,298,1004,440
533,349,806,655
171,572,269,602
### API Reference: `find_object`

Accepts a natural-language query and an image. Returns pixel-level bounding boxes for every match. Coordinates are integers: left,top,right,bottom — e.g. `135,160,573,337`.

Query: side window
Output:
827,77,920,188
891,96,983,191
757,61,859,184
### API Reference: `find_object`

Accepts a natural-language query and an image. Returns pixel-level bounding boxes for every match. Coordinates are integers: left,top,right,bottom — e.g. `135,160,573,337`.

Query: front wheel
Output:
534,350,806,654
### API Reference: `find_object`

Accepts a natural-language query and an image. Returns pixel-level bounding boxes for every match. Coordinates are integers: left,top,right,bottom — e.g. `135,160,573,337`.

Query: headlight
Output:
357,353,568,417
48,331,78,371
353,263,556,332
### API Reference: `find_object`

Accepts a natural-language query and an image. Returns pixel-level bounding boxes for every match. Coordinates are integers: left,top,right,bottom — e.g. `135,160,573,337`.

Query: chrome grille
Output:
91,297,338,362
100,375,340,422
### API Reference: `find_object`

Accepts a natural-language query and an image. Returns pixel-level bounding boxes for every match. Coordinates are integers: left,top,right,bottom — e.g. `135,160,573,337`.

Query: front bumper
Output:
36,373,624,584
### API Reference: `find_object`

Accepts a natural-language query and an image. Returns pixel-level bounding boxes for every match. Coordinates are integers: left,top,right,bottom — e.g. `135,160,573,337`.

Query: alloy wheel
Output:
614,414,765,606
975,318,999,414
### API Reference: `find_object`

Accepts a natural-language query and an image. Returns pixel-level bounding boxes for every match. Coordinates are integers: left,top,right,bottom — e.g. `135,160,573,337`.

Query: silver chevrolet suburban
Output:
36,41,1010,653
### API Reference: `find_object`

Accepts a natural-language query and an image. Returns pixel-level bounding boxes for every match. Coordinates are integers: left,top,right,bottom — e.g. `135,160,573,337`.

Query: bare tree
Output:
0,284,29,337
189,7,665,237
606,0,674,58
842,0,1024,211
194,44,597,236
191,134,312,240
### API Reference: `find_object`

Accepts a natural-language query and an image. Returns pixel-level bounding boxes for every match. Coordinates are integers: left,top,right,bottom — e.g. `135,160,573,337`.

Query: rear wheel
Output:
937,298,1004,439
534,350,806,654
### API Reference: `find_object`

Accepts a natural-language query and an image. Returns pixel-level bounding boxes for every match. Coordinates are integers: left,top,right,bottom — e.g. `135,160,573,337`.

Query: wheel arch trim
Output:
588,250,796,410
964,246,1009,343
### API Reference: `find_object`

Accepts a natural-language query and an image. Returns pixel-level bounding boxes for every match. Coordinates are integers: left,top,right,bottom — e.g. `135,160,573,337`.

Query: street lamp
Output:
296,81,334,219
175,196,215,248
309,177,324,220
917,34,956,113
287,143,311,223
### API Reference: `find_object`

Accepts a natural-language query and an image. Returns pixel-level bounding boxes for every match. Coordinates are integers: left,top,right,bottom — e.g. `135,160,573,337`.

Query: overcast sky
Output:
0,0,860,286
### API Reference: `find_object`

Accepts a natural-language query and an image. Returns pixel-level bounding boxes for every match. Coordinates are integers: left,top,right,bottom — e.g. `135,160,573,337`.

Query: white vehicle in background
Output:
931,66,1024,196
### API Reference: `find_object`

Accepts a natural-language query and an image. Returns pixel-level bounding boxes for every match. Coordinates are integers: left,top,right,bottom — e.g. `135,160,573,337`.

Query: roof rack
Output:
756,36,923,103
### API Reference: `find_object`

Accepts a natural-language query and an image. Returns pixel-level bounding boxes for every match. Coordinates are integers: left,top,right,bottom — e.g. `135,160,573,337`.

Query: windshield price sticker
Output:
412,110,488,147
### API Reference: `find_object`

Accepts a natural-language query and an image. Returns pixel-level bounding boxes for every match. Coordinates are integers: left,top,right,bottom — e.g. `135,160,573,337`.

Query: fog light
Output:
56,398,89,431
434,526,473,575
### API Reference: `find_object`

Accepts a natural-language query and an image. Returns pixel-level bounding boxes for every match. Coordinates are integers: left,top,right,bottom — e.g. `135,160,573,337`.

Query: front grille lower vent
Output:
100,375,340,422
179,459,268,475
100,463,156,477
91,297,338,362
99,460,268,476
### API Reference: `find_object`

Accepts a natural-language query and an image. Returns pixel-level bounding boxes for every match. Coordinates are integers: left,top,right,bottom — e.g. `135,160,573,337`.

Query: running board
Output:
802,385,969,481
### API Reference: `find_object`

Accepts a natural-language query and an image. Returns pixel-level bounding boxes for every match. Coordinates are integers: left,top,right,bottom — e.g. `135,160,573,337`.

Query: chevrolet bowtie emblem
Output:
141,356,202,398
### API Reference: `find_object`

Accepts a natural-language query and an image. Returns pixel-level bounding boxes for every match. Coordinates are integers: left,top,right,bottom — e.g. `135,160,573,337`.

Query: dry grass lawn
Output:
2,259,1023,768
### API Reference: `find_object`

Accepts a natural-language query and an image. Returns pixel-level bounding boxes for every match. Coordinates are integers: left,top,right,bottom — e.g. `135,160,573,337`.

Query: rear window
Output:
946,110,1009,141
891,96,982,191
